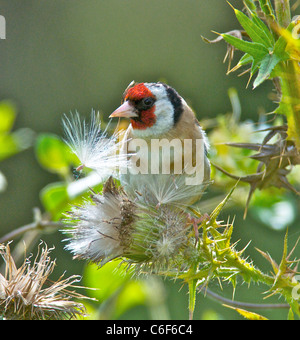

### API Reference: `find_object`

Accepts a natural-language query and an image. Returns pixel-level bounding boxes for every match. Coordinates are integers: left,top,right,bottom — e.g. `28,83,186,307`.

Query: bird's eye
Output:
142,97,154,107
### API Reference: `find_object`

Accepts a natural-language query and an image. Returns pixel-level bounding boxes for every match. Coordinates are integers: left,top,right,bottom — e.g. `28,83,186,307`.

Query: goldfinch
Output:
109,81,211,206
63,82,211,263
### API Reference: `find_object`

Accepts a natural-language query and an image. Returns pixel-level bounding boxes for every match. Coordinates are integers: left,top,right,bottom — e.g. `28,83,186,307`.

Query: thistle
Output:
62,111,128,177
123,173,211,209
0,243,88,320
213,125,300,217
64,177,136,264
62,112,206,270
124,206,192,273
63,176,194,273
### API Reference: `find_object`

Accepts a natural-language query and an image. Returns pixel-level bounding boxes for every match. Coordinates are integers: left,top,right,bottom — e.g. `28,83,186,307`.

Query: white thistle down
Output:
124,173,210,208
62,111,128,178
64,194,124,264
63,177,195,272
63,178,136,264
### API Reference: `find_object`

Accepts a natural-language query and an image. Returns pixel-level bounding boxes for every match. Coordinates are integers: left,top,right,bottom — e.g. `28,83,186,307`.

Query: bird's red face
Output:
110,82,184,137
110,83,157,130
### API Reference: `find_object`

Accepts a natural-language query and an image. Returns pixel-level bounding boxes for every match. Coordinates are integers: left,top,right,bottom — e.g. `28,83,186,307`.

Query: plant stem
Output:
274,0,291,27
0,218,64,244
225,252,275,286
201,286,290,310
187,264,198,320
243,0,257,12
258,0,276,22
278,60,300,148
258,0,278,37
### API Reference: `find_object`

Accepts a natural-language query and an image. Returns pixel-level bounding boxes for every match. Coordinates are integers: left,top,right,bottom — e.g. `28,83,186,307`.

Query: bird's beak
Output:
109,101,138,118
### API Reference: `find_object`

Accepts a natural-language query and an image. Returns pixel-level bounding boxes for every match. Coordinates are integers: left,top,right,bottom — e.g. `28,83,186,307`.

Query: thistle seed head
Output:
62,111,128,178
63,177,136,265
63,177,194,273
0,243,87,320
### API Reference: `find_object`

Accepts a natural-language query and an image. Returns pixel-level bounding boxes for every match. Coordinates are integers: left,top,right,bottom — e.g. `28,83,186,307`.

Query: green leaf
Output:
274,0,291,28
40,182,69,219
239,53,253,66
250,56,260,75
243,0,257,12
250,12,274,46
40,177,103,219
253,53,281,88
274,36,289,59
0,100,17,133
0,101,21,161
272,21,296,61
84,260,132,302
221,33,269,59
278,229,289,275
233,7,273,48
227,53,253,74
35,133,70,175
210,182,238,222
288,308,295,320
258,0,276,21
273,22,297,61
114,281,147,318
0,134,19,161
223,304,268,320
187,265,198,320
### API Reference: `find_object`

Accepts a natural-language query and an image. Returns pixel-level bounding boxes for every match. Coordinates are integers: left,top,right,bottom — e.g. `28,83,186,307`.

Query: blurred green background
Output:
0,0,299,320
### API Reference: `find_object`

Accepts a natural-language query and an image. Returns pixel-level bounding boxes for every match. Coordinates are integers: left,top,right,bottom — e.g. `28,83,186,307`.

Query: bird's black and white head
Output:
110,82,185,138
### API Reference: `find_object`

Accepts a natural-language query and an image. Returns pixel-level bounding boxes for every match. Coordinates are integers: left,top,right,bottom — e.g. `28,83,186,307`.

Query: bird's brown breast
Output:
122,104,207,173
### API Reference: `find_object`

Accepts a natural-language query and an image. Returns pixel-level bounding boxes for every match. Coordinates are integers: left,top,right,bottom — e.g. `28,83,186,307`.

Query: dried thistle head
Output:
202,30,246,74
0,243,87,320
213,126,300,217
